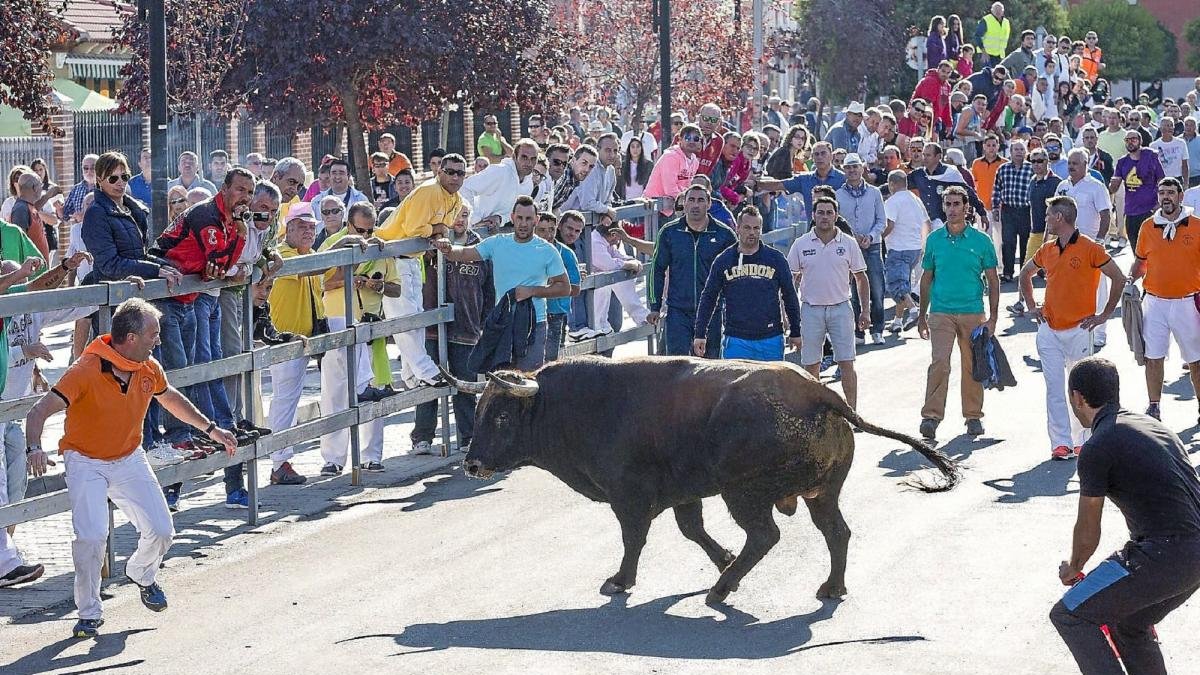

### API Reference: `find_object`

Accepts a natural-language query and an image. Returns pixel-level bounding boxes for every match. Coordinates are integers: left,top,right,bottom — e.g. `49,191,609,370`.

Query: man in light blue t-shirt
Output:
434,195,571,370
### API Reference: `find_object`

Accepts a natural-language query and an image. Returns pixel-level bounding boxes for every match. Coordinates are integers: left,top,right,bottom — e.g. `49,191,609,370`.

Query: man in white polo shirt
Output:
1056,148,1114,349
787,196,871,409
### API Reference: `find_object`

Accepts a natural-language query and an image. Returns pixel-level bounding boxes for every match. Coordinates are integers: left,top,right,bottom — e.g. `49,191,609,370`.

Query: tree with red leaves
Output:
118,0,571,184
0,0,76,134
571,0,761,120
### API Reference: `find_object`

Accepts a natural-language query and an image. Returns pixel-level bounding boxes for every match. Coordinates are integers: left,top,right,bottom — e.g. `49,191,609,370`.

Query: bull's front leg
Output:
599,504,653,596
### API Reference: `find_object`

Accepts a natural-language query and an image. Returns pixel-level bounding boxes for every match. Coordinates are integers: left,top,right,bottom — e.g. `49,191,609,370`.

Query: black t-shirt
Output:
370,179,396,206
1080,405,1200,539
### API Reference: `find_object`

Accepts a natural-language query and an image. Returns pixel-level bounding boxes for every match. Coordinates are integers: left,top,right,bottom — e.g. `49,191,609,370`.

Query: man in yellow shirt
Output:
316,203,400,475
265,203,326,486
377,153,466,389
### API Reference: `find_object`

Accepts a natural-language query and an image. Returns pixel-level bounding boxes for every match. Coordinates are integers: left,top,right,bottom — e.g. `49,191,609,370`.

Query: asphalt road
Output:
3,247,1200,675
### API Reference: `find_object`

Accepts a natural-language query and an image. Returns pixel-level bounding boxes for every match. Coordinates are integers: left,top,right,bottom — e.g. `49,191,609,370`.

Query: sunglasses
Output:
352,226,374,235
1031,158,1047,164
529,124,543,130
321,208,343,216
441,167,466,177
485,122,497,126
105,173,131,184
169,197,188,206
549,158,566,167
681,134,702,142
699,114,721,123
1046,145,1061,152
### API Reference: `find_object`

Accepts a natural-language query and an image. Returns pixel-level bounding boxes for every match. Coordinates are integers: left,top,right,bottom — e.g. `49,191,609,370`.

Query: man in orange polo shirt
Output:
1130,178,1200,422
1020,196,1126,460
24,298,237,639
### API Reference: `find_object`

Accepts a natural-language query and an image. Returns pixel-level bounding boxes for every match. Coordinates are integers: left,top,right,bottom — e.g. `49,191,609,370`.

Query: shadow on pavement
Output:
878,435,1000,481
2,627,152,675
338,594,922,659
1164,373,1197,401
981,459,1078,504
329,469,506,514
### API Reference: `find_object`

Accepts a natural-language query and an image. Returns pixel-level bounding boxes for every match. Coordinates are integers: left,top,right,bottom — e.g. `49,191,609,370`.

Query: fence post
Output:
645,207,659,355
241,283,260,525
436,249,451,455
342,262,362,485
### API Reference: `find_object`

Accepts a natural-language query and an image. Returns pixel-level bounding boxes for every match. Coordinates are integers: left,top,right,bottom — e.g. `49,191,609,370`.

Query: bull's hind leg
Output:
804,472,852,598
599,504,653,596
674,501,736,571
706,492,780,605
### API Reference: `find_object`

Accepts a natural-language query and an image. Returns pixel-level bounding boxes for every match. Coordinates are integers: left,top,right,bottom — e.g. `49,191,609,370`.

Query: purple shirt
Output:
1114,151,1165,216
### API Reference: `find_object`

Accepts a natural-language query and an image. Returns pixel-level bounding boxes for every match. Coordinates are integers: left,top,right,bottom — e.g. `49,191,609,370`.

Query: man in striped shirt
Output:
992,139,1034,282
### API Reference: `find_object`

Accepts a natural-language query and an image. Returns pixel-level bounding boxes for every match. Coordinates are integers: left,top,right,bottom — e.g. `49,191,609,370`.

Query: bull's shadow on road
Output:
340,593,925,659
330,469,506,514
877,435,1001,481
982,459,1078,503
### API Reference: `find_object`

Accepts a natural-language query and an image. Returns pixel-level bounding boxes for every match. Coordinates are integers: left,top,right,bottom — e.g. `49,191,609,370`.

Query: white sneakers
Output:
146,443,187,467
568,328,613,342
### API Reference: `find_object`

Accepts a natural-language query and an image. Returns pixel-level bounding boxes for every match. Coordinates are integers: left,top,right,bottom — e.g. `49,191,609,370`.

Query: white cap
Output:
846,102,866,114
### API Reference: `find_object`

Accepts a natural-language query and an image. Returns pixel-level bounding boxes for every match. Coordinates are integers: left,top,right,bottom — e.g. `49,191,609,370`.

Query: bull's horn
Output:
437,365,487,395
485,372,539,397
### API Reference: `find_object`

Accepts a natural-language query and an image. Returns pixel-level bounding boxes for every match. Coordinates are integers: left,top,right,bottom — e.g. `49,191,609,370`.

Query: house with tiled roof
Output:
54,0,134,99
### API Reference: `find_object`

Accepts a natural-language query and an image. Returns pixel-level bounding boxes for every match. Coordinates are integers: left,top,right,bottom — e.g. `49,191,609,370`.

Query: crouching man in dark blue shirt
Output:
692,207,801,362
1052,356,1200,674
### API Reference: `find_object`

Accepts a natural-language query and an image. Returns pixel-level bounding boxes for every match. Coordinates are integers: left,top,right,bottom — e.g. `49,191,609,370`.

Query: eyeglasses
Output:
82,165,96,172
550,158,566,167
169,197,188,206
441,167,466,177
105,173,131,184
321,208,343,216
372,162,388,168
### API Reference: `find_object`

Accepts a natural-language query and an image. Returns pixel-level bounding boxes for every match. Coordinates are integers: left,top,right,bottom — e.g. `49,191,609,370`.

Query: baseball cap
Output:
1016,126,1033,135
287,202,318,223
842,153,864,167
846,102,865,114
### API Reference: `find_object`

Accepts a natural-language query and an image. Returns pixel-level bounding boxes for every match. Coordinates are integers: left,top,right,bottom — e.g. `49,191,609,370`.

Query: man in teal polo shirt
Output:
916,186,1000,441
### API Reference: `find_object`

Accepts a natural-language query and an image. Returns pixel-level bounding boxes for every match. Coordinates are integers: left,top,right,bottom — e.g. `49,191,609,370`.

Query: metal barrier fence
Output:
0,137,55,181
0,202,709,576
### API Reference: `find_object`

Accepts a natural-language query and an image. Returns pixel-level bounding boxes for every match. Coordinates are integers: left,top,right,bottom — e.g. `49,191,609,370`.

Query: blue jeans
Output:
192,293,234,428
412,340,477,446
849,243,885,335
154,299,196,444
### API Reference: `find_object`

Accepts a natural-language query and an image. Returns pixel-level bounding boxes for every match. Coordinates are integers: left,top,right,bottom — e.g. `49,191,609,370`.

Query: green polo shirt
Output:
922,224,997,314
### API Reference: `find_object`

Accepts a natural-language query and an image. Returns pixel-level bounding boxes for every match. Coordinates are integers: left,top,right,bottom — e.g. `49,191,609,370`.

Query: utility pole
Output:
658,0,671,148
752,0,763,129
140,0,168,240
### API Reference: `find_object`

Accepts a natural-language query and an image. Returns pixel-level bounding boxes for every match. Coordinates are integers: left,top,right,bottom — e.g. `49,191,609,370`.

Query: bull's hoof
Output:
774,496,798,516
816,580,847,599
716,550,737,572
599,579,630,596
705,587,731,605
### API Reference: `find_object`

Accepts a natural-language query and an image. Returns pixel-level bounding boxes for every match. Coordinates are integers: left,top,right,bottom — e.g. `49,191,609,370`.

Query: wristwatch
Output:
204,421,216,433
25,444,41,455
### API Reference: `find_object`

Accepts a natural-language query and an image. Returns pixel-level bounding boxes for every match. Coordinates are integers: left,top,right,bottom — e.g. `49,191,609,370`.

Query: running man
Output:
24,299,237,638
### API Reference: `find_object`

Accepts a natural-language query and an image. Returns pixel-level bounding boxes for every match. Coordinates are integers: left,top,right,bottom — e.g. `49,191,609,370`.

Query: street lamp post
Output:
658,0,671,150
139,0,169,240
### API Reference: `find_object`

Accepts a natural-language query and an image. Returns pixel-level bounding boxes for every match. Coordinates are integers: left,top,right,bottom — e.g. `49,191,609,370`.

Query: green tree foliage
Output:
1185,17,1200,74
791,0,907,104
1066,0,1177,82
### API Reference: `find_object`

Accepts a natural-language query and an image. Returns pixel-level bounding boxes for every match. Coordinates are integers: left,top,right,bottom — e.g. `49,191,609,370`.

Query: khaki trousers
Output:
922,312,985,421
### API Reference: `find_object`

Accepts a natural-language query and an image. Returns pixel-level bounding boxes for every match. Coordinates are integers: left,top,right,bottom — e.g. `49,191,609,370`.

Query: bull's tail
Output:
819,387,961,493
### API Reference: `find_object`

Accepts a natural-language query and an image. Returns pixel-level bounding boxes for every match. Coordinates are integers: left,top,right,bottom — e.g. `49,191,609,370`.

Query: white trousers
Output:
0,422,28,577
267,356,309,469
1037,323,1093,450
1094,275,1108,343
319,316,384,466
383,258,439,386
592,279,650,332
65,450,174,620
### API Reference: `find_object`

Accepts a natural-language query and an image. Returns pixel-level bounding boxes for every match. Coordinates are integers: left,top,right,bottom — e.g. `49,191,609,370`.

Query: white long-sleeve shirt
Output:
589,229,635,273
458,158,533,223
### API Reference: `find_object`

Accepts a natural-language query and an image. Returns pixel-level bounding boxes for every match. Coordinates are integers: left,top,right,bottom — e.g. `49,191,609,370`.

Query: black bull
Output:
443,356,960,605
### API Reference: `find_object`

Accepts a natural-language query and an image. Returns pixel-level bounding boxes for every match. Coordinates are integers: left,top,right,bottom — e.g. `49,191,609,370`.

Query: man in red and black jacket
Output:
148,167,254,509
695,102,728,177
